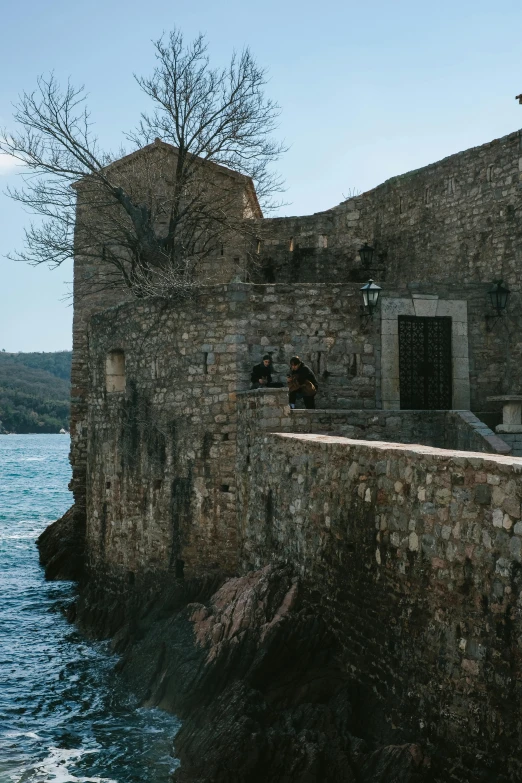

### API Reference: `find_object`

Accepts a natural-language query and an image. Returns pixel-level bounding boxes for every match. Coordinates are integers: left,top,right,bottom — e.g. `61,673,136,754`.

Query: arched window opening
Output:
106,350,126,393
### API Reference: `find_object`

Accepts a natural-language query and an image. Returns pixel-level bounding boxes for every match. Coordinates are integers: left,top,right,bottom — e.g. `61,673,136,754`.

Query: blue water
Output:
0,435,180,782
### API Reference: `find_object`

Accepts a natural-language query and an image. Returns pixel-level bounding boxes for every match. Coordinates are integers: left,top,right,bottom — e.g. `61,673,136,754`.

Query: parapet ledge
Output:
269,432,522,467
236,387,288,397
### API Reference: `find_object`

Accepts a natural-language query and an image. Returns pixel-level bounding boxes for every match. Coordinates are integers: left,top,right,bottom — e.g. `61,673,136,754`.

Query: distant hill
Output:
0,351,71,434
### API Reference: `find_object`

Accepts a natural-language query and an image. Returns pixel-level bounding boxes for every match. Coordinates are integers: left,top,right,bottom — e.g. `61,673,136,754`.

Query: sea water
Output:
0,435,180,782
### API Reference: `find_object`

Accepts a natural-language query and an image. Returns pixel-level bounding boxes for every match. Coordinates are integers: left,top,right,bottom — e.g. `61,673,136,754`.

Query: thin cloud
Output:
0,153,21,175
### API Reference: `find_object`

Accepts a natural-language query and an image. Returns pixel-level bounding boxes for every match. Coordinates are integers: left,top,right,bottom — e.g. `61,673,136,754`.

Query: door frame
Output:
380,295,470,410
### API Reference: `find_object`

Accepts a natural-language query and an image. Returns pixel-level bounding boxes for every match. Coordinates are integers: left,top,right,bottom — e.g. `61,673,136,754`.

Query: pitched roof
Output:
92,138,262,217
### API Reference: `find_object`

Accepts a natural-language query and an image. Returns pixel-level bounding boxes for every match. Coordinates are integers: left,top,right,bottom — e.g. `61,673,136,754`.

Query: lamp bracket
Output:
485,313,504,332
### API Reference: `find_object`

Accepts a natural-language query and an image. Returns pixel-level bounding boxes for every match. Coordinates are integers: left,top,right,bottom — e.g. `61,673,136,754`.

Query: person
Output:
287,356,319,409
251,354,274,388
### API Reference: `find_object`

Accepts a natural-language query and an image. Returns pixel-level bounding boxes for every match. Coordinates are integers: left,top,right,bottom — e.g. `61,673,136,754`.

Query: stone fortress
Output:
70,130,522,781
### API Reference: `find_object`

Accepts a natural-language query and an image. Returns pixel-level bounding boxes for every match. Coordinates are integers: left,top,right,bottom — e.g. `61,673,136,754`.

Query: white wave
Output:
0,533,40,541
11,747,118,783
2,731,42,740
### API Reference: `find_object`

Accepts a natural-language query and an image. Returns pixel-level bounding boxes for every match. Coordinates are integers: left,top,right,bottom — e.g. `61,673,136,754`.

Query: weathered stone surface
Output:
59,127,522,783
37,506,84,581
238,433,522,782
112,564,430,783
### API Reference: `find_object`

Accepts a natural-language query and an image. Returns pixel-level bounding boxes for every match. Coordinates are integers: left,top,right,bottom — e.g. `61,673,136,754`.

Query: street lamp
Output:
486,280,510,331
358,243,374,268
360,279,382,319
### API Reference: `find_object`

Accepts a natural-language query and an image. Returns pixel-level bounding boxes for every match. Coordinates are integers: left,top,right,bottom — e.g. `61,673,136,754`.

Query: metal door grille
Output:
398,316,452,409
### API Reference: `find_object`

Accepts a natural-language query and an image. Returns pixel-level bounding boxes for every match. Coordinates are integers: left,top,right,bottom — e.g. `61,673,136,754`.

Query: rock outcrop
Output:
37,506,84,581
113,564,431,783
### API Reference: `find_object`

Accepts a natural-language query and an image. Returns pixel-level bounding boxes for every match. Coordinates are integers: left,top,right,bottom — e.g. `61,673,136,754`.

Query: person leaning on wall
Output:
287,356,319,409
250,354,284,389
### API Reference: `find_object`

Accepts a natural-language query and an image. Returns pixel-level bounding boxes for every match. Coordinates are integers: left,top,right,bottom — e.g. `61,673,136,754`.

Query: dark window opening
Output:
220,484,230,493
154,479,162,491
263,264,276,283
348,354,359,378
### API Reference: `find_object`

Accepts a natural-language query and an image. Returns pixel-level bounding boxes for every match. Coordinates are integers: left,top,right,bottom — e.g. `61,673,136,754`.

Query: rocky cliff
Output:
38,516,429,782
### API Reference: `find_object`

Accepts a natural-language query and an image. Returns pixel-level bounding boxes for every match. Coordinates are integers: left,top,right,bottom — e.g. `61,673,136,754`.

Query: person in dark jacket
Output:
251,354,273,388
287,356,319,409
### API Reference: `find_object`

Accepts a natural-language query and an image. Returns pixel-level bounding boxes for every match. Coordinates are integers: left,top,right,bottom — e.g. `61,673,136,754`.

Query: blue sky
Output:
1,0,521,351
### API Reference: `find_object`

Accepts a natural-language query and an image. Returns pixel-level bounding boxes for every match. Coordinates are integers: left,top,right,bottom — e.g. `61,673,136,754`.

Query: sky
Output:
1,0,521,352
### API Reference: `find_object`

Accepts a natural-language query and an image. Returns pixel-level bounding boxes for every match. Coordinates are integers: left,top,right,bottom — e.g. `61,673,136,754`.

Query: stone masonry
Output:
238,431,522,782
70,129,522,782
255,130,522,290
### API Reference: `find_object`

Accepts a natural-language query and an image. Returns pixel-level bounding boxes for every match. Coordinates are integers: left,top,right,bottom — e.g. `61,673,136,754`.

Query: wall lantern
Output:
360,279,382,319
486,279,510,331
359,243,375,268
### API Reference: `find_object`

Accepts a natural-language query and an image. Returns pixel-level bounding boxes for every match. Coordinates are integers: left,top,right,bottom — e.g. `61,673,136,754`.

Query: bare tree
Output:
0,30,286,297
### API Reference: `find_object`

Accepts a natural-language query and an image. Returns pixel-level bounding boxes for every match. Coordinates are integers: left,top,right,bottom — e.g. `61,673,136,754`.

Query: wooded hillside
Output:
0,351,71,433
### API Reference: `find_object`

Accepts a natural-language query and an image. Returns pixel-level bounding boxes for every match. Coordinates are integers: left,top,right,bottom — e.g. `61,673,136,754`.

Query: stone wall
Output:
238,432,522,782
72,131,522,543
84,283,379,580
71,142,257,544
253,131,522,417
84,281,517,582
256,130,522,289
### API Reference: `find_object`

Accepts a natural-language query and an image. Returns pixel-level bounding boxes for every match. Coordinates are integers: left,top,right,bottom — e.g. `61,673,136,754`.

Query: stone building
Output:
70,129,522,782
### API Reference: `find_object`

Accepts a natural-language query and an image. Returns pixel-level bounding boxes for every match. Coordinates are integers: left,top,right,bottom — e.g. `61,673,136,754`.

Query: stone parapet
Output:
239,431,522,782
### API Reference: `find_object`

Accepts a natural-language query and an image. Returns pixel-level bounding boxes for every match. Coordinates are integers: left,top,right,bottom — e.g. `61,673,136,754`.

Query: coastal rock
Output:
37,505,84,581
114,564,430,782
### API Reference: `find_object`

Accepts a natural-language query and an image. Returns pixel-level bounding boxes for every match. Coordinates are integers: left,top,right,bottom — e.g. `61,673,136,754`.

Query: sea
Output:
0,434,180,783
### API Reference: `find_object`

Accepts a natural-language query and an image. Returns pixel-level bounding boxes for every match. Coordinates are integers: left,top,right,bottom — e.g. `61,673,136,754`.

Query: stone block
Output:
453,381,470,410
436,299,467,321
413,297,439,318
452,335,469,359
452,357,470,380
380,298,414,319
474,484,492,504
453,321,468,337
380,350,399,378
